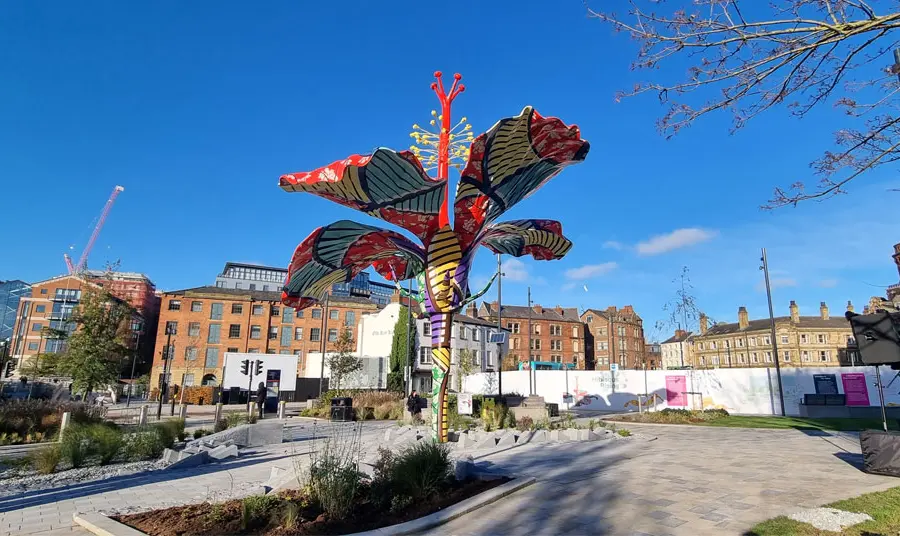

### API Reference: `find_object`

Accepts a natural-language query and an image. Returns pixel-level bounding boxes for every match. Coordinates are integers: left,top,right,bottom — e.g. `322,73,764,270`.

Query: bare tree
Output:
592,0,900,207
657,266,714,333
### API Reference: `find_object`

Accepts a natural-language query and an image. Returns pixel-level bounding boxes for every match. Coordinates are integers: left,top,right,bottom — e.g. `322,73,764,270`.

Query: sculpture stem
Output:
429,311,453,442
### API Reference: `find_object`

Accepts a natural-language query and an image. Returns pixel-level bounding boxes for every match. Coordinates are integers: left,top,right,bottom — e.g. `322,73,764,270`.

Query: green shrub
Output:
516,416,534,431
59,424,93,468
88,424,123,465
152,422,176,449
703,408,730,418
159,418,186,443
240,495,281,530
123,428,165,461
587,419,598,432
213,419,228,433
30,445,61,474
308,452,362,521
192,429,210,439
225,412,247,429
0,400,105,443
282,501,300,529
389,440,451,499
617,428,632,437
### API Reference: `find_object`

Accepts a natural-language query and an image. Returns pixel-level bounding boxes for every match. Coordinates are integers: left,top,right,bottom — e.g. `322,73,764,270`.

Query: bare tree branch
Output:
591,0,900,207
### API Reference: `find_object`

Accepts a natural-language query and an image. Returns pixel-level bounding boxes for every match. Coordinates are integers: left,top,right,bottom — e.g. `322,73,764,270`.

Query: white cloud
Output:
755,278,798,292
565,262,618,280
602,240,624,250
819,278,839,288
636,228,718,256
500,258,546,284
561,282,577,291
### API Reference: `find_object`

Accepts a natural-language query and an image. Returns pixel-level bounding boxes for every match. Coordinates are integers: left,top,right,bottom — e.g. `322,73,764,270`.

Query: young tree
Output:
592,0,900,207
55,285,134,396
388,305,417,393
455,348,477,392
327,328,362,394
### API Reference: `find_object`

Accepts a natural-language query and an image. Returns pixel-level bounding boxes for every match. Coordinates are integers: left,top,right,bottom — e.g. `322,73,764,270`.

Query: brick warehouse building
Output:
149,286,379,392
475,301,586,369
581,306,646,370
9,274,146,378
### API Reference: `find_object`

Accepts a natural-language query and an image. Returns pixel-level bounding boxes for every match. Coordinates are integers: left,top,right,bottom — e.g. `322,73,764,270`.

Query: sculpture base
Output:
510,395,549,422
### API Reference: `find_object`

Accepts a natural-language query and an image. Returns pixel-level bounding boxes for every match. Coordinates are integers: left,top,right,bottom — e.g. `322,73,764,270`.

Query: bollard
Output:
178,404,187,420
278,400,286,420
138,405,148,426
59,411,71,440
214,402,223,424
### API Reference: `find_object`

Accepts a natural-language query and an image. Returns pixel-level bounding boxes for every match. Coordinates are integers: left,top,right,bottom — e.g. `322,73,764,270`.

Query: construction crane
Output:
64,185,125,274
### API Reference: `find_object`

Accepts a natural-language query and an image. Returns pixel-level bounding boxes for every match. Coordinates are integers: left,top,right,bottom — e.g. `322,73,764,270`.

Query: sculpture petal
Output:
280,149,446,243
477,219,572,261
453,107,589,252
282,220,426,309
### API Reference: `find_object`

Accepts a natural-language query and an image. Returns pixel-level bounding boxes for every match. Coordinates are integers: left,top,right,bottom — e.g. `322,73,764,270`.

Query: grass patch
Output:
612,410,898,432
749,486,900,535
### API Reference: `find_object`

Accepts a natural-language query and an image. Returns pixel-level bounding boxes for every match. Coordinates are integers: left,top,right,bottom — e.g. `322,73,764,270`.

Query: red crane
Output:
64,185,125,274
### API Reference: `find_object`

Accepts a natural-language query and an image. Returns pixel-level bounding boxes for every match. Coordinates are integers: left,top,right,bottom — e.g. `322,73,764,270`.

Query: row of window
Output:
508,337,581,352
166,300,356,326
506,322,580,338
698,349,832,365
173,345,308,367
585,316,643,337
164,320,348,344
697,333,847,350
416,347,495,367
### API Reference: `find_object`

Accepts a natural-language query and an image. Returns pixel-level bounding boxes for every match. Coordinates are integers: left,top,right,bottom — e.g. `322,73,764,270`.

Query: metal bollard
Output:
214,402,223,423
278,401,286,420
178,404,187,420
138,405,148,426
59,411,71,440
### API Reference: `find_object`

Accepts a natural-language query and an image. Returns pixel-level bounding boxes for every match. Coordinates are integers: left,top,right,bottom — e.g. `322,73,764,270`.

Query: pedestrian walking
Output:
406,390,422,423
256,382,267,419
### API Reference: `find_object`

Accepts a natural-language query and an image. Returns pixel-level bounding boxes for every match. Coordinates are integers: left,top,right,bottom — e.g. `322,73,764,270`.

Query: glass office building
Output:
0,280,30,341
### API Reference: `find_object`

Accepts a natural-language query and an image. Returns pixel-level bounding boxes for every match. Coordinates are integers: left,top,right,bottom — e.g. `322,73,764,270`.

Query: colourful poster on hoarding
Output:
666,375,687,407
841,373,871,406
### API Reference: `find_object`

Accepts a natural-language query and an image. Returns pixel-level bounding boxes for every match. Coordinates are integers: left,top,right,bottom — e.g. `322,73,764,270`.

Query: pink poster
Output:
841,373,871,406
666,375,687,407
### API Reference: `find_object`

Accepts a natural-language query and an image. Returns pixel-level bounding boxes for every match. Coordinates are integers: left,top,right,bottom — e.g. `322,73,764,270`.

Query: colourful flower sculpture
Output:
279,72,589,442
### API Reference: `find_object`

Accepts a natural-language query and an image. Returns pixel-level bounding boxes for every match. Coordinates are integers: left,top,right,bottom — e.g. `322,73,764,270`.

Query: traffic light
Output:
255,360,263,376
240,359,250,375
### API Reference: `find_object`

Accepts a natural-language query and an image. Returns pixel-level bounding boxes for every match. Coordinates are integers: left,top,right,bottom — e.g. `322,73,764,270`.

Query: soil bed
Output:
116,477,509,535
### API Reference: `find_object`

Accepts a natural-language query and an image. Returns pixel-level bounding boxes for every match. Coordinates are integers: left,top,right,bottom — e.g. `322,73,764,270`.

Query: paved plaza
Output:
1,419,897,536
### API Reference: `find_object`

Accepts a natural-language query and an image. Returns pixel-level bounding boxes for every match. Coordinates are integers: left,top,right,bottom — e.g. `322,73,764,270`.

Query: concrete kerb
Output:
342,475,536,536
73,512,146,536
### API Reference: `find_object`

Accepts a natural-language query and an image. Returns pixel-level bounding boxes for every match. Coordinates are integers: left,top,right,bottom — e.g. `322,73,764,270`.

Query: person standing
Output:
406,390,422,423
256,382,267,419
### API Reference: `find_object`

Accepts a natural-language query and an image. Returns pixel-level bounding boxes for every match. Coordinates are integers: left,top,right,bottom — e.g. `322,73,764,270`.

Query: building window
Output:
40,288,47,294
310,328,321,342
472,350,480,365
820,350,829,361
295,327,303,340
749,338,756,347
296,309,304,318
248,348,259,353
817,334,827,344
420,346,432,364
598,341,608,351
699,342,705,350
250,326,261,340
345,311,355,326
802,350,810,362
573,326,579,337
459,326,467,340
235,282,242,289
231,304,243,315
739,353,745,363
168,300,181,311
228,324,241,338
35,305,45,313
512,338,520,350
27,342,38,351
187,322,200,337
208,324,221,344
587,315,593,323
252,305,264,316
312,309,322,319
801,334,809,344
216,281,225,288
599,326,607,336
486,350,493,367
249,284,256,291
210,303,223,320
617,326,626,337
574,341,580,353
329,309,339,321
620,339,627,350
227,347,238,353
737,338,744,347
781,335,789,344
328,328,338,342
507,322,520,334
293,350,303,358
205,348,219,368
472,329,480,342
550,340,562,351
712,356,719,365
422,322,431,336
783,351,791,362
752,352,759,363
765,351,773,363
191,301,202,313
550,325,561,336
268,327,277,340
763,336,771,345
711,341,717,350
271,306,280,317
182,373,195,386
530,339,542,350
283,307,293,323
165,321,177,334
700,356,706,366
533,324,541,336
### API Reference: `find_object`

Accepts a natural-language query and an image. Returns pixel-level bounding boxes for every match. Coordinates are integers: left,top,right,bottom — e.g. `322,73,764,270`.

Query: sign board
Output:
813,374,838,395
223,353,298,392
562,393,574,404
841,373,871,406
489,332,507,344
665,375,687,407
609,364,619,372
457,393,473,415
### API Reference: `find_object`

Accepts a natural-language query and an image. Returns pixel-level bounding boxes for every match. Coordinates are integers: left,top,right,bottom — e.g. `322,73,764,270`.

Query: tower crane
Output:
64,185,125,274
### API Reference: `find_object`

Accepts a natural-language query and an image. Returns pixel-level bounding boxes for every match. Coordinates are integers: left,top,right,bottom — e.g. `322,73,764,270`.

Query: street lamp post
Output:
126,327,142,407
156,324,175,420
760,248,786,416
496,253,503,398
527,286,533,396
317,294,329,397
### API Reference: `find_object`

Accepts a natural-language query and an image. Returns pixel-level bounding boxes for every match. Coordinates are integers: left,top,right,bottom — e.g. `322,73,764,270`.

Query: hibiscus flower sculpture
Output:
279,72,589,442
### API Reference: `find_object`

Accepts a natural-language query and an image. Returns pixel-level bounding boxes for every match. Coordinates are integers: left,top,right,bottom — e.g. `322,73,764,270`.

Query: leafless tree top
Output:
591,0,900,207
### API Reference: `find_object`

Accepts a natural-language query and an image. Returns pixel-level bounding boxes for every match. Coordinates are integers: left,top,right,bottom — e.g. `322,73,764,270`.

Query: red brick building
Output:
582,306,646,370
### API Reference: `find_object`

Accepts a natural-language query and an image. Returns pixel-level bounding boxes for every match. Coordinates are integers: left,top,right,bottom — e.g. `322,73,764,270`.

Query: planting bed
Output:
115,477,509,535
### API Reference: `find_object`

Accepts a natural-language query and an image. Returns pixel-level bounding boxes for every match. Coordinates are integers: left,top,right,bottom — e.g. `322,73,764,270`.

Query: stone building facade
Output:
581,306,645,370
691,302,857,368
475,301,585,369
150,286,378,391
866,242,900,313
660,329,694,370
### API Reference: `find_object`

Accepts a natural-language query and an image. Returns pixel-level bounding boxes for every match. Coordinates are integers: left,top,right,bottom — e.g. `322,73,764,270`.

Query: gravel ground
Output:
789,507,874,532
0,459,168,498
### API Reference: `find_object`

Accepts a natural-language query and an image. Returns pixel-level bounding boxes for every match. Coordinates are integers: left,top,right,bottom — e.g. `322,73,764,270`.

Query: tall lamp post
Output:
760,248,786,416
496,253,503,398
317,294,330,397
527,286,533,396
126,324,143,407
156,323,175,420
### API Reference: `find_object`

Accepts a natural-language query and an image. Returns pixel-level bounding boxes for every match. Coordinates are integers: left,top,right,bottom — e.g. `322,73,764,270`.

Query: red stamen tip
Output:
430,82,438,90
458,84,465,92
454,73,462,80
434,71,442,78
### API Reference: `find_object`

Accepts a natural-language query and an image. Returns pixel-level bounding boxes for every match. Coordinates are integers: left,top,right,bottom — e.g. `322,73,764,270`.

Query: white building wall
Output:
661,340,690,370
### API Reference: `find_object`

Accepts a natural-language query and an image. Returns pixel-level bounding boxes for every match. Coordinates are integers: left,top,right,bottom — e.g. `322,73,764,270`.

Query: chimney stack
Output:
466,302,477,318
790,300,799,323
820,301,829,320
555,305,564,315
846,300,854,313
533,304,543,315
699,313,708,335
675,329,686,338
738,307,749,329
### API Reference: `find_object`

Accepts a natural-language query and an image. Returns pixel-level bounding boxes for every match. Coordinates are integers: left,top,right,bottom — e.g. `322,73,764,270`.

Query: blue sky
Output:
1,1,898,338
